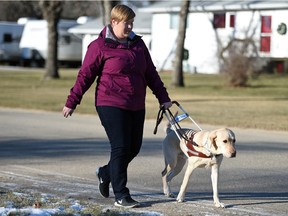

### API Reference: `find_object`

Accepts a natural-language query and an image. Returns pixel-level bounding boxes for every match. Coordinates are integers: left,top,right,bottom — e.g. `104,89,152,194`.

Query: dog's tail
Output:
164,111,178,134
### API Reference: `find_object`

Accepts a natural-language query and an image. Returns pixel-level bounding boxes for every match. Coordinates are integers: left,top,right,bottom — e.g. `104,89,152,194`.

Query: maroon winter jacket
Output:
65,25,170,111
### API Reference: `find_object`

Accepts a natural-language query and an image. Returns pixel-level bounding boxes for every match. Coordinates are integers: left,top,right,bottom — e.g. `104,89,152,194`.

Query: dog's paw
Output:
176,198,185,203
214,202,225,208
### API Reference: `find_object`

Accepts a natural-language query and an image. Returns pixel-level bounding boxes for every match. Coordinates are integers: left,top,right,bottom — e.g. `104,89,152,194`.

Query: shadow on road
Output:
183,191,288,208
0,138,164,159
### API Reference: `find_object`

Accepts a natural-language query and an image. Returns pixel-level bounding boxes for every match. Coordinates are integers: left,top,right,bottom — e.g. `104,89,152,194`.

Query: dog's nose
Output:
231,151,236,158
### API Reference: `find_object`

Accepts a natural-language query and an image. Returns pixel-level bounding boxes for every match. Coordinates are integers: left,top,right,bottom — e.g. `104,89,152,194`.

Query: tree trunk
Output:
45,18,58,79
101,0,118,25
172,0,190,87
39,1,63,80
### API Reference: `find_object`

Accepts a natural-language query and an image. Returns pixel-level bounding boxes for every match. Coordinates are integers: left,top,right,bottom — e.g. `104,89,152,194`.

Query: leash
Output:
153,105,165,135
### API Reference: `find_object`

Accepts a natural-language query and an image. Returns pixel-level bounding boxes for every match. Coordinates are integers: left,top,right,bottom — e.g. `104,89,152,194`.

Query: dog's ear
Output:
209,131,218,150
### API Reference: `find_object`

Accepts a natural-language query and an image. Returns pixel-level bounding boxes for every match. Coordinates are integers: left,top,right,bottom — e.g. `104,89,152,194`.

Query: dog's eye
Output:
233,139,236,143
223,140,228,143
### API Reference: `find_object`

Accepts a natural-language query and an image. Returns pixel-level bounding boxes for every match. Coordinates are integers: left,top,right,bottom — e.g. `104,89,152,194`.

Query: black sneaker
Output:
114,196,140,208
96,167,109,198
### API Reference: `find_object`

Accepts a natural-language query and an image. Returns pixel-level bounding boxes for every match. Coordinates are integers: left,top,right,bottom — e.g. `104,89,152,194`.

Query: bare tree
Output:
220,38,259,87
172,0,190,87
39,0,63,79
0,1,101,22
0,1,41,21
213,12,260,87
61,1,100,19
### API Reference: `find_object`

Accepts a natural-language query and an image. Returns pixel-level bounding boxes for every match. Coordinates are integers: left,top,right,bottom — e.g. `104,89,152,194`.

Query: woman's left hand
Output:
63,106,74,118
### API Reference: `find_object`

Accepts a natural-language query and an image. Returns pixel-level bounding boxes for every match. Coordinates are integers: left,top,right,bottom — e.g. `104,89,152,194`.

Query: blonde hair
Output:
110,4,135,23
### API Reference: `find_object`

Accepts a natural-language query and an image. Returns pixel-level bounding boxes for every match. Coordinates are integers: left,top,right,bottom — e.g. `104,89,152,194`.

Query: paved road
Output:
0,108,287,215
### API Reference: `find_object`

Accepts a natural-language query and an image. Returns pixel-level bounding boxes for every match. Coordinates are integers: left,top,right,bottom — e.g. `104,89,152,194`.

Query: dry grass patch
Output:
0,69,287,131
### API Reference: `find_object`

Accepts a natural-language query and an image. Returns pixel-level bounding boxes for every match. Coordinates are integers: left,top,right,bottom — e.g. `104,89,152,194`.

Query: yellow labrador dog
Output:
162,126,236,208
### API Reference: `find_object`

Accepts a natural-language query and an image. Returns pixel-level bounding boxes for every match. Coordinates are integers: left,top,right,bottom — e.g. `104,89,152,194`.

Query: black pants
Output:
96,106,145,200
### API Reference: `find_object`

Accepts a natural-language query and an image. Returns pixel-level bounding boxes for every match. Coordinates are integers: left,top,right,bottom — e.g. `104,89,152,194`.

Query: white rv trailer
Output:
0,22,24,65
19,19,82,67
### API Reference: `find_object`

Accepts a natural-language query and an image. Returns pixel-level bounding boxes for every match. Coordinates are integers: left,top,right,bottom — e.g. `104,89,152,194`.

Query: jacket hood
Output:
99,25,141,47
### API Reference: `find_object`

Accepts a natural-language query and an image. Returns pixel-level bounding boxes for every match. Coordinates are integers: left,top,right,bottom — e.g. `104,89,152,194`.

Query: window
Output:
260,36,271,52
213,13,225,28
170,13,190,29
60,35,71,45
260,16,272,53
261,16,272,33
170,13,179,29
3,33,12,43
230,15,235,28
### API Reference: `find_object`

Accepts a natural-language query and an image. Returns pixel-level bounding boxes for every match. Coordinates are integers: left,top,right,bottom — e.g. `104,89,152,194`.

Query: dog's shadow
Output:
176,191,288,208
216,191,288,208
134,191,288,208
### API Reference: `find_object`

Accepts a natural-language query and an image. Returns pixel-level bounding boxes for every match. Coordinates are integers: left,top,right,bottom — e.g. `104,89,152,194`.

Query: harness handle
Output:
153,101,179,135
154,101,199,147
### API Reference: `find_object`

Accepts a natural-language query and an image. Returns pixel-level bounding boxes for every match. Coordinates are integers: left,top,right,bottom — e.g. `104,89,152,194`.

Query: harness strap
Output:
186,132,212,158
154,107,214,159
186,142,212,158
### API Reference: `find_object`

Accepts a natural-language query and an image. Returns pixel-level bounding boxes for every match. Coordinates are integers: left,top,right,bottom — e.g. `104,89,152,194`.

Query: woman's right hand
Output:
161,101,172,110
63,106,74,118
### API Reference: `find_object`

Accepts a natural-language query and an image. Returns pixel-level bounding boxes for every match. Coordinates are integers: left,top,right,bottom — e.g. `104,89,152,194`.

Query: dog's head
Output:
209,128,236,158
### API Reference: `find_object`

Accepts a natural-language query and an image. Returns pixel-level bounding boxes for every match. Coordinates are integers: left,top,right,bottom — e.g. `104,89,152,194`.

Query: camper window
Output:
3,33,12,43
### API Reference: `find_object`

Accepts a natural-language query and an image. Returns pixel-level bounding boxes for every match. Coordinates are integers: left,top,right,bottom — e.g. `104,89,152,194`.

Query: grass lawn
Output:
0,68,287,131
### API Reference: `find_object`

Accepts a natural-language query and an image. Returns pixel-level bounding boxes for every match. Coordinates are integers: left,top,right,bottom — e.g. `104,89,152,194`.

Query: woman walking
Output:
63,4,172,208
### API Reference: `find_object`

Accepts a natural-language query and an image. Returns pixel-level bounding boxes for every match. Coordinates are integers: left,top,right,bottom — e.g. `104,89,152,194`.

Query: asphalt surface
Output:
0,107,287,216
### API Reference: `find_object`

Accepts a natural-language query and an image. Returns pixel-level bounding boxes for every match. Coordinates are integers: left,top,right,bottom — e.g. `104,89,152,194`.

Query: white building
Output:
69,1,288,74
140,0,288,73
